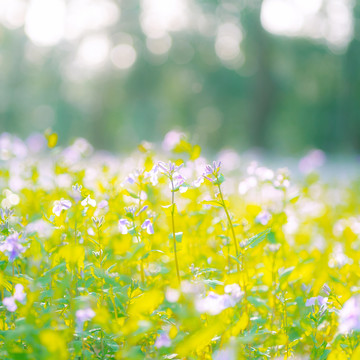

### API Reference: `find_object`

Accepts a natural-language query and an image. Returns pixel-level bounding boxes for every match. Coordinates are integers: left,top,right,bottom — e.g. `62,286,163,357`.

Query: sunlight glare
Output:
141,0,188,38
76,34,111,68
110,44,137,70
25,0,66,46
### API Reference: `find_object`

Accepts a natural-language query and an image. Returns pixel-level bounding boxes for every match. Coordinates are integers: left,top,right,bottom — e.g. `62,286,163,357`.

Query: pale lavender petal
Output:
3,297,17,312
76,308,95,323
97,200,108,209
154,333,171,348
118,219,130,234
339,296,360,333
141,219,154,235
14,284,26,303
317,296,328,307
305,297,317,307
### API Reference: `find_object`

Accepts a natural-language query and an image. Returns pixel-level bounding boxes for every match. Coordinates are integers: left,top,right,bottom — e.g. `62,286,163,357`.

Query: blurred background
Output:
0,0,359,155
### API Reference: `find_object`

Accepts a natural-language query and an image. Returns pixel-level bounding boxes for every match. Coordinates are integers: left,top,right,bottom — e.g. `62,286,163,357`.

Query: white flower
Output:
195,291,238,315
166,288,180,303
192,176,204,188
224,283,243,301
81,195,96,207
144,165,159,186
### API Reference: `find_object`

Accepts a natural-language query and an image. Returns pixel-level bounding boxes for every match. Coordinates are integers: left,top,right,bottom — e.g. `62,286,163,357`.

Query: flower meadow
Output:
1,133,360,360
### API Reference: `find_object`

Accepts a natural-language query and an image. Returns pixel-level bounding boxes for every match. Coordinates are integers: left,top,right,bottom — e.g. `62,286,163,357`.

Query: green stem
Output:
133,219,145,285
170,178,181,285
271,251,277,330
138,185,146,286
97,228,104,304
101,329,104,359
74,210,79,297
216,182,240,272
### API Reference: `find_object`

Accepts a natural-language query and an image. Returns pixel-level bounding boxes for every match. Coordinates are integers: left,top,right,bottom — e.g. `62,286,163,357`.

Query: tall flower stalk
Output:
170,177,181,284
118,205,154,285
203,162,241,275
158,161,185,285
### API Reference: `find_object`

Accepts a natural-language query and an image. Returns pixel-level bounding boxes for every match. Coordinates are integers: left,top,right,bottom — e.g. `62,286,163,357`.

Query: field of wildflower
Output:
1,132,360,360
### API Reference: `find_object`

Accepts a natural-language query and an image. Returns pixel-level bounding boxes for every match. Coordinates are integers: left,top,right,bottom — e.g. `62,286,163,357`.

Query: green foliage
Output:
0,136,359,359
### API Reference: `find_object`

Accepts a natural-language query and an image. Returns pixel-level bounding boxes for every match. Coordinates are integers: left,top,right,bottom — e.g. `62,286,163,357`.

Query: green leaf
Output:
43,213,55,224
141,249,165,260
213,173,225,185
125,212,135,220
161,204,175,215
279,266,295,283
229,254,241,265
0,260,7,270
123,189,139,199
1,228,10,236
246,229,270,248
203,279,223,288
267,231,276,244
169,232,183,243
247,296,271,310
289,194,300,204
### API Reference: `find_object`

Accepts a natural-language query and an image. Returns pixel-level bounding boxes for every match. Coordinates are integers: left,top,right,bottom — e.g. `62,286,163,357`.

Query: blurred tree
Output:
0,0,359,155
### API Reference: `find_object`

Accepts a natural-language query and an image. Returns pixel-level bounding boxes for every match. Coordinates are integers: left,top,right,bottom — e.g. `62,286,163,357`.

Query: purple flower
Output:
0,232,26,262
97,200,109,209
2,284,26,312
171,174,186,192
71,184,82,202
157,161,183,176
255,211,272,225
125,174,136,184
141,219,154,235
173,174,185,188
124,206,137,217
203,161,222,182
0,208,14,221
53,199,72,216
339,296,360,333
124,169,143,186
118,219,131,234
214,347,236,360
72,184,82,193
322,283,331,296
305,296,328,307
154,333,171,348
299,149,326,174
137,205,148,216
76,308,95,323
